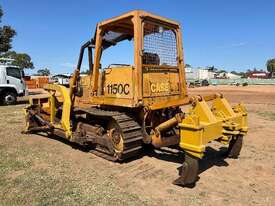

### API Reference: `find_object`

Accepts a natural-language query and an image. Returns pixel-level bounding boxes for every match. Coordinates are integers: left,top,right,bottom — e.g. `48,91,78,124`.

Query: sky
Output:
1,0,275,74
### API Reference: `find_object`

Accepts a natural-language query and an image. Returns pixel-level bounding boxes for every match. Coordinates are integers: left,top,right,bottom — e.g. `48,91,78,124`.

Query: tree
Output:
185,64,192,68
266,58,275,74
218,69,227,73
0,5,34,69
36,68,50,76
239,72,246,78
207,66,218,72
0,51,33,69
0,6,16,54
231,71,238,75
80,69,90,75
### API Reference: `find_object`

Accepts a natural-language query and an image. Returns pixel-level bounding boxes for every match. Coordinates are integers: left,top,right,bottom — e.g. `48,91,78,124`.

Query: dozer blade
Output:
173,153,199,187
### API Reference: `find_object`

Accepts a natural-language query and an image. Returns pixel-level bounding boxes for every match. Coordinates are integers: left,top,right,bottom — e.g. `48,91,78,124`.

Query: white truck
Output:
0,59,27,105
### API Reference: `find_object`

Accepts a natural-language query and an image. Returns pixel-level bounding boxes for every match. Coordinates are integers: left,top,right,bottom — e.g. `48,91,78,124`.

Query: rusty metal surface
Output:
74,107,143,161
151,135,179,148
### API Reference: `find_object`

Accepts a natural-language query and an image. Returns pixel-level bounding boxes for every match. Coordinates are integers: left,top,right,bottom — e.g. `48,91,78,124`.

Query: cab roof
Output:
98,10,180,29
97,10,180,50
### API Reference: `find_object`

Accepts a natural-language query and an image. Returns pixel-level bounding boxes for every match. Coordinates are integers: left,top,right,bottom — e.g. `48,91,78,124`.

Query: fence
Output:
209,79,275,85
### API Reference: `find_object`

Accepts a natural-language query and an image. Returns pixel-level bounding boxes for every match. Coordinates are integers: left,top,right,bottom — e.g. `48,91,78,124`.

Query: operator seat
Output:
142,52,160,65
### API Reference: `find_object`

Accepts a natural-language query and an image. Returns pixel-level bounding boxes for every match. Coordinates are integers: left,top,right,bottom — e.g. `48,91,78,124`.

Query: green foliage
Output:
0,6,3,21
257,111,275,121
218,69,227,73
36,68,50,76
80,69,90,75
0,26,16,53
0,5,34,70
231,70,246,78
207,65,218,72
266,58,275,73
231,71,238,75
0,51,34,69
185,63,192,68
0,5,16,53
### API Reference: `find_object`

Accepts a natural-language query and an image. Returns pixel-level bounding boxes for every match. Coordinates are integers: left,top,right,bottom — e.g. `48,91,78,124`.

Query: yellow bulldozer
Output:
24,10,248,186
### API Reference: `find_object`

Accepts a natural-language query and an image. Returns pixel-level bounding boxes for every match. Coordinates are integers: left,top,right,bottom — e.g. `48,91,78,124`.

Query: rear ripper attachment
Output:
173,94,248,186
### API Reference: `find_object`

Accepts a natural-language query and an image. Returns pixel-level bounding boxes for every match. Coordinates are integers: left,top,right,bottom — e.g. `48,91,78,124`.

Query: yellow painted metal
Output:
28,93,50,106
148,97,190,110
100,66,134,99
142,66,180,98
74,75,92,107
44,84,72,138
24,10,248,165
73,10,188,109
179,96,248,158
49,94,56,124
91,27,103,95
23,107,30,133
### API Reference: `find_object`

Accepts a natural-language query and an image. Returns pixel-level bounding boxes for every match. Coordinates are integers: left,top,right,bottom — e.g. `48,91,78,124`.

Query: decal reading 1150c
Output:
106,83,130,95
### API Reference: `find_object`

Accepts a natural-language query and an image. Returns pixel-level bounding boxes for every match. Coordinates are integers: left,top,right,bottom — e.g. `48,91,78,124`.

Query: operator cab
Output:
93,11,185,107
76,10,186,109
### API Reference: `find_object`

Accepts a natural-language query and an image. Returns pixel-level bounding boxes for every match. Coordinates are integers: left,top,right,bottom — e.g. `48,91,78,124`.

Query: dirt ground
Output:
1,85,275,206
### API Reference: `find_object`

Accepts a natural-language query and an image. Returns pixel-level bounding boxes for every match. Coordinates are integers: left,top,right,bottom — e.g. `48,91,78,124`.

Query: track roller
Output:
75,108,143,162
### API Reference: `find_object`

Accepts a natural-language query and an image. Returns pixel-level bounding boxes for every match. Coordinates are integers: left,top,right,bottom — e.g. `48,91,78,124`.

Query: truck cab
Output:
0,63,27,105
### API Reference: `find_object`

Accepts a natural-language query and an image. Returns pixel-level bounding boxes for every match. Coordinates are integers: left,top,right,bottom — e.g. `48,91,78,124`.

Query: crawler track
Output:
75,107,143,162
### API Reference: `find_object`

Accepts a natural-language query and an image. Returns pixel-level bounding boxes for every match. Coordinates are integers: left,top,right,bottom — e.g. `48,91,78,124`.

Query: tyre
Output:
2,91,17,105
201,79,209,86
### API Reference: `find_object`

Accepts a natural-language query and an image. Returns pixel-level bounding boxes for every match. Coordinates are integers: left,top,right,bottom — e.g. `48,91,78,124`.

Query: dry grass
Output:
0,105,150,206
256,111,275,121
